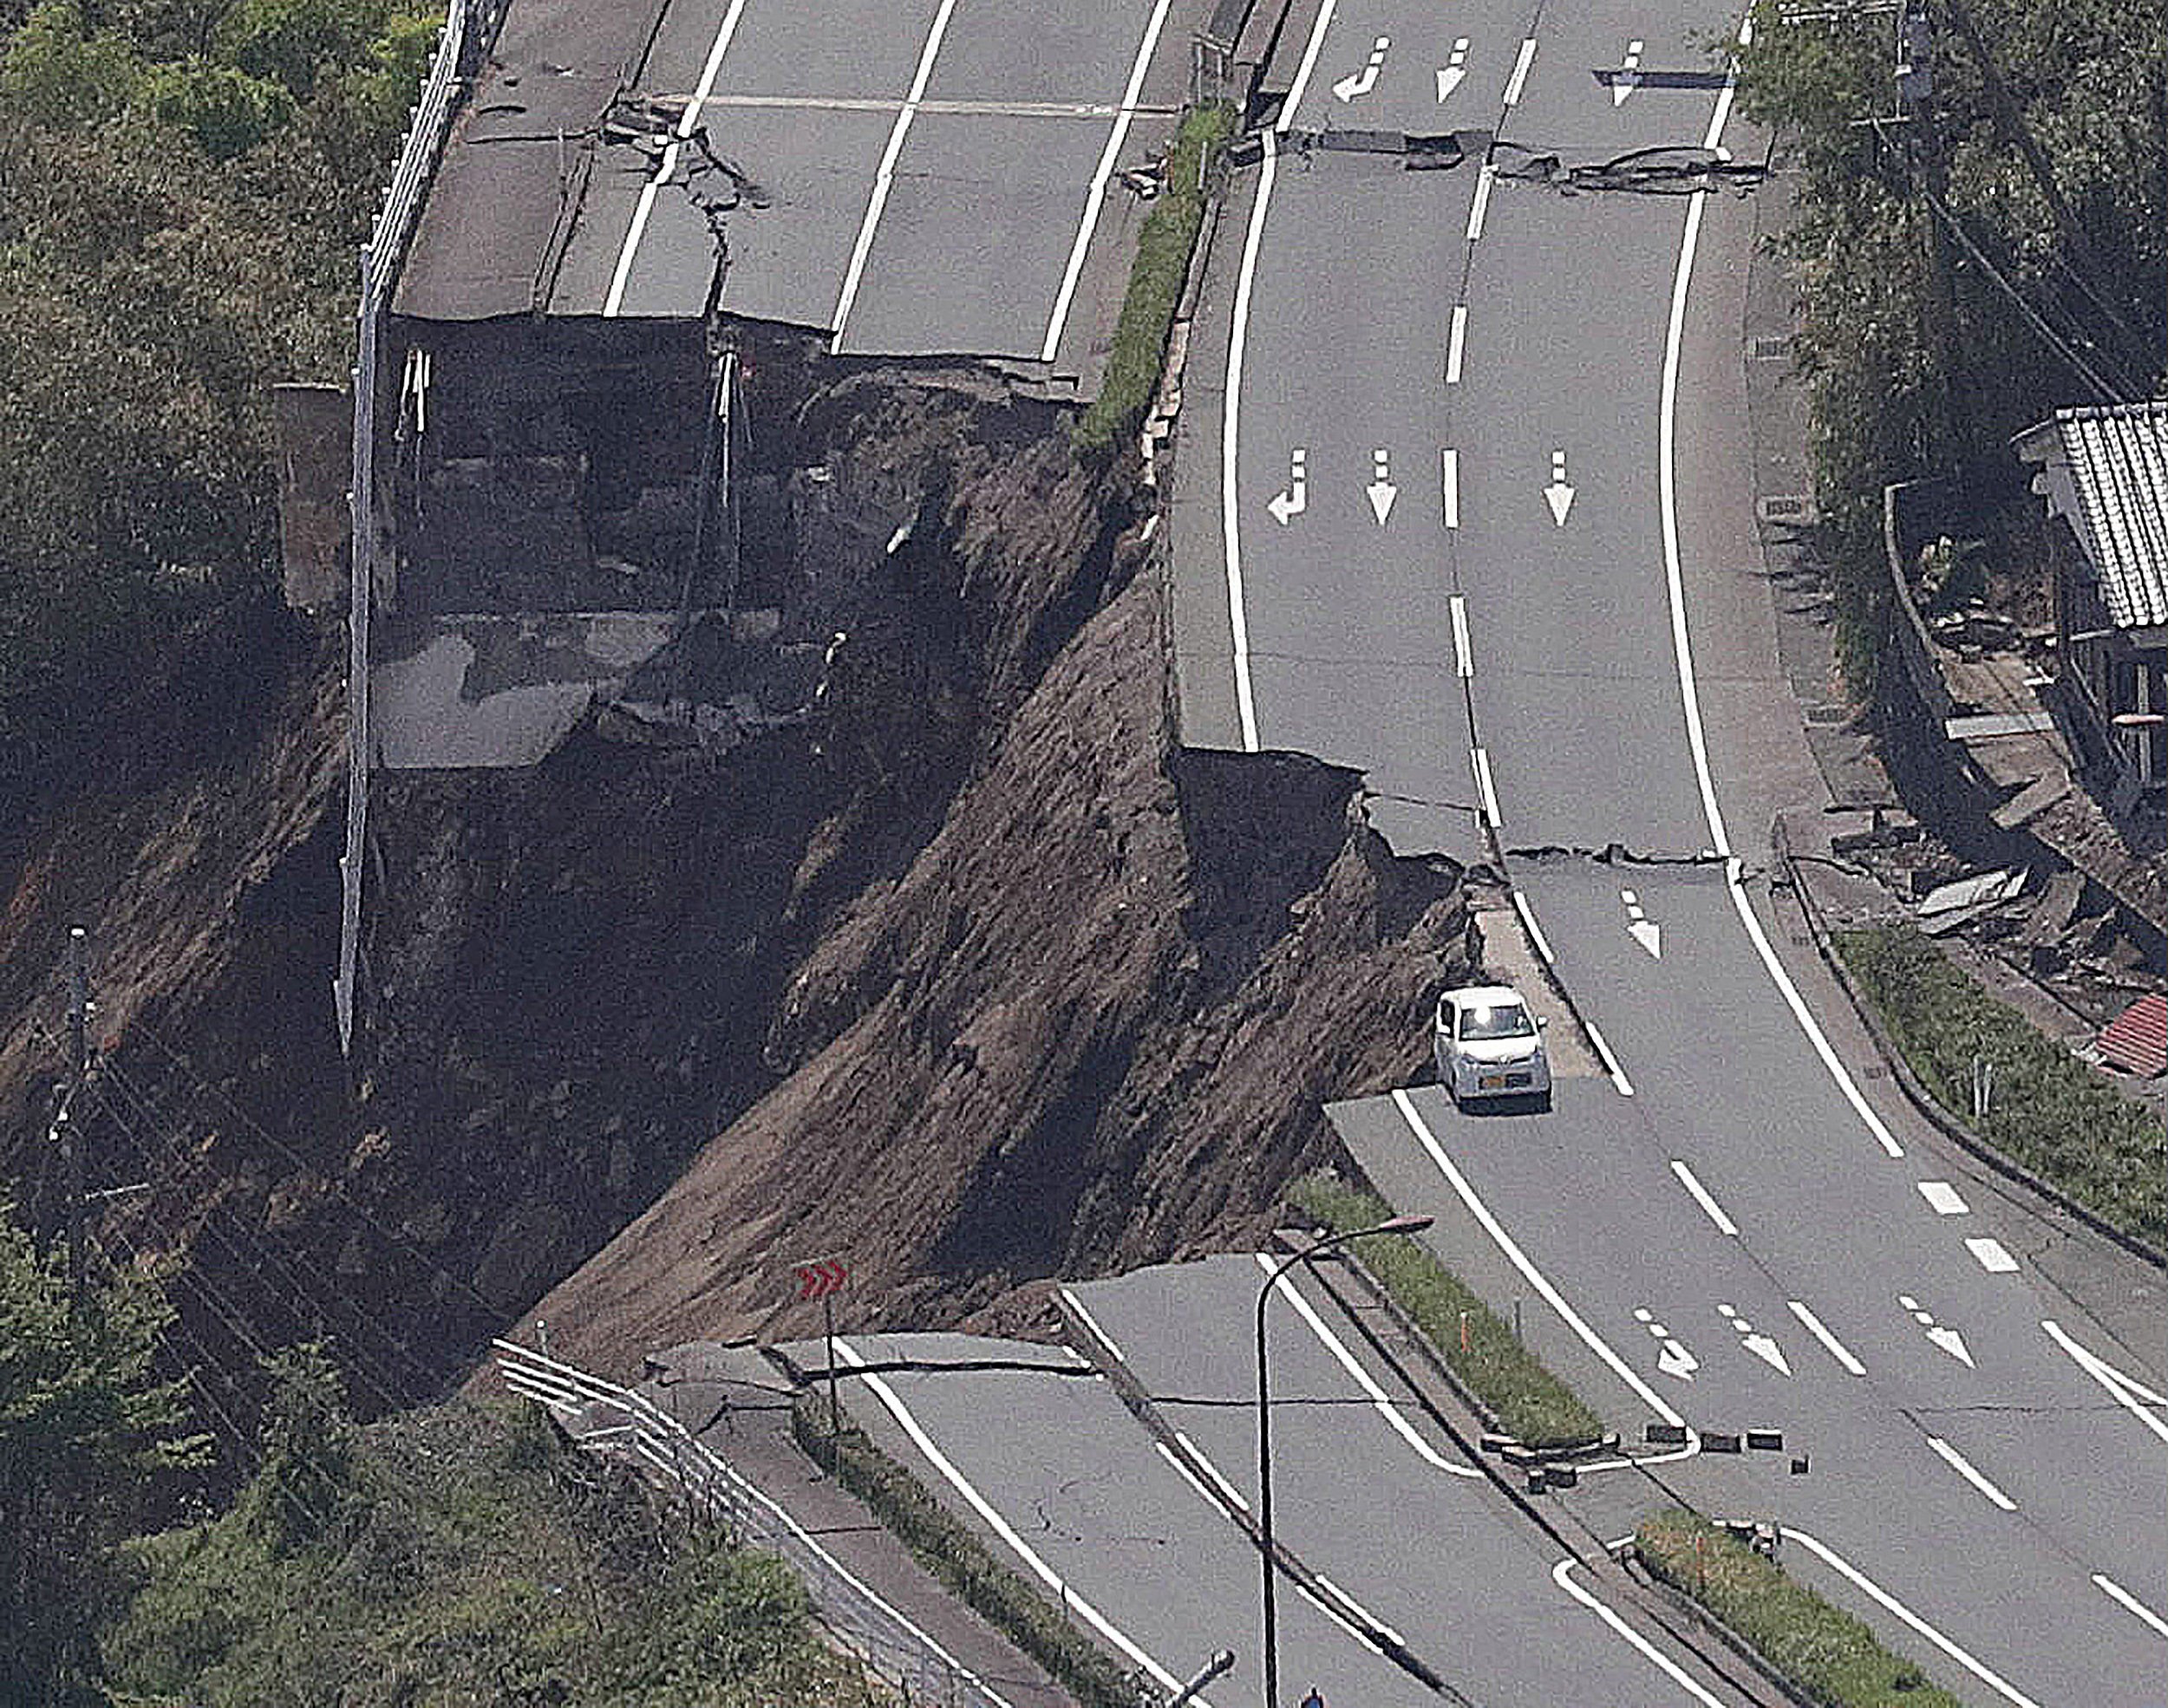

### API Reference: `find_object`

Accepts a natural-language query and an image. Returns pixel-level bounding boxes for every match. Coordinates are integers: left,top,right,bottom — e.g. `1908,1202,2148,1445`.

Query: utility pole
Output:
1894,0,1969,472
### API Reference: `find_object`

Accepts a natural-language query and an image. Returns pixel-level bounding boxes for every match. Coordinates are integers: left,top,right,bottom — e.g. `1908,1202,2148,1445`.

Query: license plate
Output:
1479,1072,1529,1090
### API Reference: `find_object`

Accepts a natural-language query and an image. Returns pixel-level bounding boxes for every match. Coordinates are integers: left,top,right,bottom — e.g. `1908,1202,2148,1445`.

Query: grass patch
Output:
1288,1172,1604,1450
793,1398,1152,1708
1637,1509,1963,1707
1834,926,2166,1252
1072,102,1236,451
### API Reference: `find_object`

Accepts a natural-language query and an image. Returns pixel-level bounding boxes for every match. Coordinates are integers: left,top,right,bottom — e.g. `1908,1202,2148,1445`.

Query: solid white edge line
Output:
1441,446,1461,530
1781,1528,2045,1708
1668,1159,1739,1236
603,0,753,316
1038,0,1176,362
1058,1285,1126,1364
2093,1574,2168,1640
1221,134,1275,752
1276,0,1338,132
1449,590,1472,675
835,1339,1189,1695
2042,1319,2168,1444
1154,1437,1224,1509
1503,37,1538,105
832,0,961,340
1552,1560,1727,1708
1257,1253,1481,1477
1465,162,1494,241
1582,1019,1636,1097
1654,56,1908,1161
1446,302,1468,382
1924,1436,2017,1511
1786,1299,1866,1375
1174,1430,1252,1510
1473,746,1500,826
1392,1089,1685,1425
1512,890,1557,965
1313,1572,1406,1647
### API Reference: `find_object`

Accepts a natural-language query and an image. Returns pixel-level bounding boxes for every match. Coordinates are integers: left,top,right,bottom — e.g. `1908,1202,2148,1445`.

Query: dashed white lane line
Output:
1038,0,1175,361
1472,746,1501,826
834,1339,1187,1694
1926,1436,2017,1511
1782,1527,2045,1708
1786,1299,1866,1375
1465,162,1495,241
1512,890,1557,966
2043,1318,2168,1446
1446,302,1468,381
1313,1573,1406,1648
1917,1180,1969,1215
832,0,963,340
1393,1089,1685,1425
1502,37,1538,105
1449,591,1473,676
1155,1437,1222,1509
1552,1560,1727,1708
1256,1253,1482,1477
1059,1285,1126,1363
1440,447,1460,529
1668,1159,1738,1236
604,0,752,316
1583,1019,1636,1097
1965,1236,2019,1274
2093,1574,2168,1641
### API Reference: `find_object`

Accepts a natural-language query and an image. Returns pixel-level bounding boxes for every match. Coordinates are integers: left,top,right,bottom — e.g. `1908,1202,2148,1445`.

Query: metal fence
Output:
493,1338,1018,1708
338,0,472,1054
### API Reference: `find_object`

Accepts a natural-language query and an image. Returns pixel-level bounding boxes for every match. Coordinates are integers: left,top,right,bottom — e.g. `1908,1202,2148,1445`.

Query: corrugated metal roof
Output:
2024,401,2168,630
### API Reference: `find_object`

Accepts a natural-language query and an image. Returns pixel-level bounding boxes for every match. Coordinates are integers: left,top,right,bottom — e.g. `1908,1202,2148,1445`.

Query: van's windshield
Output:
1459,1002,1534,1041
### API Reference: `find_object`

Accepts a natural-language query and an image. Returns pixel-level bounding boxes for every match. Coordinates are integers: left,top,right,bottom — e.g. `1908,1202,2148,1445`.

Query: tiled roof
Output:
2018,400,2168,630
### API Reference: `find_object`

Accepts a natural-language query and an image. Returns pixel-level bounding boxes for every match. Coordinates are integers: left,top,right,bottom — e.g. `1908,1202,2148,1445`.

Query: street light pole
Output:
1254,1212,1433,1708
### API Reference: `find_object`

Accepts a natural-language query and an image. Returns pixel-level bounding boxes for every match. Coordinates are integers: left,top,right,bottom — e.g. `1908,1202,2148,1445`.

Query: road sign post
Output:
791,1256,849,1451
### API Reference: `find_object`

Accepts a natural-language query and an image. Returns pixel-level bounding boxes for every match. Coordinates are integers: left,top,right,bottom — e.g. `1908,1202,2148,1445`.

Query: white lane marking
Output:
604,0,751,316
1296,1578,1380,1649
1472,746,1501,827
1393,1089,1684,1424
1313,1572,1407,1647
835,1340,1189,1695
1038,0,1175,361
1926,1436,2017,1510
1669,1160,1738,1236
1583,1019,1636,1097
1553,1560,1727,1707
1440,447,1460,529
1155,1437,1224,1510
832,0,962,340
1782,1528,2045,1708
1786,1299,1866,1374
1174,1429,1252,1510
2043,1319,2168,1445
1256,1253,1482,1477
1503,36,1538,105
1449,592,1473,677
1512,890,1557,966
1220,133,1276,751
1277,0,1338,132
1465,162,1495,241
1446,302,1468,381
1330,36,1391,103
1059,1285,1126,1363
1917,1180,1969,1216
1653,21,1902,1160
2093,1574,2168,1640
1965,1236,2019,1274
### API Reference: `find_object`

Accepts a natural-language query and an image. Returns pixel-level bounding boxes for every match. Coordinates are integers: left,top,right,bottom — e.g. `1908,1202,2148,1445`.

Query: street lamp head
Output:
1368,1213,1433,1236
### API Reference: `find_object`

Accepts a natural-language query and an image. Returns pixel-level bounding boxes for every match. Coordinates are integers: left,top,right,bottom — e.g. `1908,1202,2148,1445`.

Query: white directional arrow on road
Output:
1333,36,1389,101
1657,1340,1700,1380
1720,1302,1793,1376
1367,448,1398,525
1544,448,1576,525
1901,1294,1977,1367
1267,447,1307,525
1437,37,1469,101
1622,887,1662,958
1614,38,1643,105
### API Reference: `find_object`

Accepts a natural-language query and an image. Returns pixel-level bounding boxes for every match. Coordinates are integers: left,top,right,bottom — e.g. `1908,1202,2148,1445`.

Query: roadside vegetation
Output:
1074,101,1235,451
0,0,434,820
1732,0,2165,686
1289,1172,1605,1450
1637,1509,1964,1708
792,1396,1153,1708
1833,927,2167,1252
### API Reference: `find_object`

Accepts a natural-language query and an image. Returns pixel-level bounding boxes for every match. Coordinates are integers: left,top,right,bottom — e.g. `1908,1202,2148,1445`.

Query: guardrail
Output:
491,1338,1017,1708
338,0,471,1053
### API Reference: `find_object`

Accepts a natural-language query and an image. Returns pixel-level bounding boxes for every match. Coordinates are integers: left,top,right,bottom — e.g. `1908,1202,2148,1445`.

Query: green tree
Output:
0,1199,207,1705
